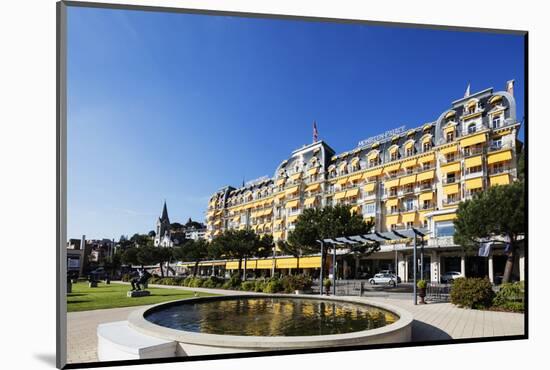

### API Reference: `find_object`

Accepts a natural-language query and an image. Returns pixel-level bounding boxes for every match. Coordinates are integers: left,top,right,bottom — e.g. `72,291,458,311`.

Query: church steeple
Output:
160,200,170,224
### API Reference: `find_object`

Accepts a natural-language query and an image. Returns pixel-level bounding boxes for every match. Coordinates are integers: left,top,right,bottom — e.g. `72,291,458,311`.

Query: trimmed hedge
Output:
450,277,494,309
493,281,524,312
128,273,313,295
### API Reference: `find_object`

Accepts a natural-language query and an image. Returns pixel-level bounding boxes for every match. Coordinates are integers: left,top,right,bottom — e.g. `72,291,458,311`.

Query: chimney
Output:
506,80,515,96
80,235,86,251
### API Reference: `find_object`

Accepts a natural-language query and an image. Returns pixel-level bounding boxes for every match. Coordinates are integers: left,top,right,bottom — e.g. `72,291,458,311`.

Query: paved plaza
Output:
66,283,525,364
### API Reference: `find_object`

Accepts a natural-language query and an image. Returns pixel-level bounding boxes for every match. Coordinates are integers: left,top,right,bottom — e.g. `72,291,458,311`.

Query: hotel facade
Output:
204,81,524,283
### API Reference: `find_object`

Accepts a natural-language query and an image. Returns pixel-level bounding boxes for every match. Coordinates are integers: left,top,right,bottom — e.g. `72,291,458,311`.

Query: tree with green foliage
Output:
102,251,122,278
121,246,139,266
173,239,210,276
210,229,264,279
454,181,525,283
287,205,378,277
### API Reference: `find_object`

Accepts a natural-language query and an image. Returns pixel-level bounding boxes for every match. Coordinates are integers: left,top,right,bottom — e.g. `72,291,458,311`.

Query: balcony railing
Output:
401,206,418,212
440,154,463,164
420,204,435,210
488,166,512,175
462,146,485,157
488,141,513,152
442,198,460,206
442,177,459,185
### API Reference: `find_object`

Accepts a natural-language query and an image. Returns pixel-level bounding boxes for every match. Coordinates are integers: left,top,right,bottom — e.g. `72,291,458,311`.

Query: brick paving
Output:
66,283,525,364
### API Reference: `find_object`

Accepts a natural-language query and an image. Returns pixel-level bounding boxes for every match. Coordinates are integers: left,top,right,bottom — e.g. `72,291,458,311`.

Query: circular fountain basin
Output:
128,294,412,356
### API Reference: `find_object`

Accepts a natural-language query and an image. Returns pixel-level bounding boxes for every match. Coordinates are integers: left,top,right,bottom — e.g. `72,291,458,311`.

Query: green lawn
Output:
67,282,216,312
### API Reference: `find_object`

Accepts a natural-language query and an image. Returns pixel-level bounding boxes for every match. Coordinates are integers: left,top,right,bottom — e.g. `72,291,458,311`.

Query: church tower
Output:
154,201,171,247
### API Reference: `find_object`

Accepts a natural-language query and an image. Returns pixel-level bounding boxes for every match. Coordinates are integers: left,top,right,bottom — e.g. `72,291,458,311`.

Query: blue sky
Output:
67,6,525,240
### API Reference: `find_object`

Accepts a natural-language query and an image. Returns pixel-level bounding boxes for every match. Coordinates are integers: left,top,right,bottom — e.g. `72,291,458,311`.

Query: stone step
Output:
97,320,176,361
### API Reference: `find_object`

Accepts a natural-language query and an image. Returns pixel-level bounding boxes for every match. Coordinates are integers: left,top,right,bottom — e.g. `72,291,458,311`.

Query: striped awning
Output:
488,150,512,164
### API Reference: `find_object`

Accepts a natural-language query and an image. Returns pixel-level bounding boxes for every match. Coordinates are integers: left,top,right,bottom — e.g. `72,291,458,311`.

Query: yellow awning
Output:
441,162,460,174
443,125,456,135
418,153,435,163
421,135,432,144
286,186,299,195
401,211,416,223
440,144,458,155
490,174,510,186
304,197,316,206
389,146,399,155
274,219,284,226
257,259,275,269
263,208,273,216
307,167,318,176
464,155,482,168
299,256,321,268
417,170,435,182
272,231,284,239
246,260,257,269
285,200,299,208
337,177,349,186
226,261,239,269
433,213,456,222
386,198,398,207
345,188,359,198
275,193,285,201
349,205,360,214
488,150,512,164
404,141,415,150
364,182,376,192
305,183,320,192
401,158,417,168
334,190,347,200
350,157,360,166
287,215,299,223
386,214,400,225
419,192,434,201
363,168,382,178
233,215,240,222
443,183,459,195
348,174,362,183
460,133,486,147
290,172,302,181
384,163,400,173
399,174,416,186
276,258,297,269
465,177,483,190
275,178,285,186
367,151,379,160
214,219,222,226
338,162,348,171
384,178,399,188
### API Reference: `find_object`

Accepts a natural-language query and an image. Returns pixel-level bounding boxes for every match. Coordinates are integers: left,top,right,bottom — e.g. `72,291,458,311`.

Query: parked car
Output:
378,271,401,283
441,271,463,283
369,273,397,286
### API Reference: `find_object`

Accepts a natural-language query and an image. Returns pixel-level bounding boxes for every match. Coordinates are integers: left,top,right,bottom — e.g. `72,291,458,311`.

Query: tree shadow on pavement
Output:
411,320,452,341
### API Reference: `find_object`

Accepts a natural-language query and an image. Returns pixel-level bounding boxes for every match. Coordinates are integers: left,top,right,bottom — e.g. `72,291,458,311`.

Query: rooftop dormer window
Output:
492,115,502,129
467,123,477,134
446,131,455,143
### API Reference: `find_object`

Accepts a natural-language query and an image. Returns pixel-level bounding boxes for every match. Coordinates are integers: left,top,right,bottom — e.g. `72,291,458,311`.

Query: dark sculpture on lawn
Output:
131,268,151,291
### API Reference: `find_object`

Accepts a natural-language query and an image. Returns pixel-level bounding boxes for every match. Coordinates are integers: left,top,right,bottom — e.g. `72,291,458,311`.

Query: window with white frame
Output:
492,115,501,129
467,123,476,134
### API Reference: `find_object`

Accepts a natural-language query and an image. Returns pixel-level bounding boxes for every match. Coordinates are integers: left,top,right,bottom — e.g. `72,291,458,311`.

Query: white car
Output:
441,271,463,283
369,273,397,286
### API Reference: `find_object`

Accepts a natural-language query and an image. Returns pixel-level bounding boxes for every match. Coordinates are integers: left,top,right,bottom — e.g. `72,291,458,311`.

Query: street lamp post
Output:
332,244,337,296
317,240,324,296
413,234,417,305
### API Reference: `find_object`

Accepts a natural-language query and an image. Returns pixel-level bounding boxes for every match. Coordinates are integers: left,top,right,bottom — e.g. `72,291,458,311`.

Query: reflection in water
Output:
145,298,398,336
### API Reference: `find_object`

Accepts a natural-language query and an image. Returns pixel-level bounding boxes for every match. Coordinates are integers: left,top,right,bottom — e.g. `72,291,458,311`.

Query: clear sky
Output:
67,6,525,240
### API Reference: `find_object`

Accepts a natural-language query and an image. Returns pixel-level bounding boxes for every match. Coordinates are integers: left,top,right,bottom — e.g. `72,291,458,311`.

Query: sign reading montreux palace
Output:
357,125,407,147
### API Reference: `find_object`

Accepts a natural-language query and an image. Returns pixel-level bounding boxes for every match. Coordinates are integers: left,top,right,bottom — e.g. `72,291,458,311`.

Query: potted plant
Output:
323,278,332,295
417,279,427,304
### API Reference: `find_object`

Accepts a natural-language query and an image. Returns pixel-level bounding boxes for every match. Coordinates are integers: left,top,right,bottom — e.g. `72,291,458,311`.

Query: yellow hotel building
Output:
204,81,523,283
